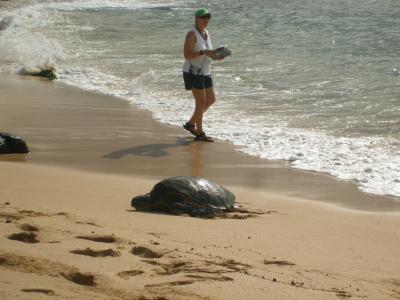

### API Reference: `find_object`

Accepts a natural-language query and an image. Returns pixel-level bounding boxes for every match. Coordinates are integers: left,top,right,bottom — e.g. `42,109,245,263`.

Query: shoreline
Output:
1,74,400,299
0,73,399,212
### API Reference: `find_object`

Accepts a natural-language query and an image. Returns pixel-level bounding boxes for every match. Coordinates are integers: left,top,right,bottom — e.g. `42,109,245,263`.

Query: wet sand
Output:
1,74,399,212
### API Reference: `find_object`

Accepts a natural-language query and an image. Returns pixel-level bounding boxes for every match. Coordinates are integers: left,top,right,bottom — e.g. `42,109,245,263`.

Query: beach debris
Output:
290,280,304,287
0,133,29,155
131,176,251,218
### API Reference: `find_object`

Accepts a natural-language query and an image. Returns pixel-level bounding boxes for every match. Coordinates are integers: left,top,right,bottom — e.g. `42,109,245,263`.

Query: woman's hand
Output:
204,50,223,60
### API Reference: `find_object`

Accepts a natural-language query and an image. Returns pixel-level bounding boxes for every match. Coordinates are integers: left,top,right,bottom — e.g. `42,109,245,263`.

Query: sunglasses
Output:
198,15,211,19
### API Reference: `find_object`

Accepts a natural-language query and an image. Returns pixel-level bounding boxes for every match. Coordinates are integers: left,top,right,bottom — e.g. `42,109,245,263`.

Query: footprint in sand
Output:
143,259,237,284
8,232,39,243
0,211,22,223
19,223,39,232
62,271,96,286
207,258,251,273
131,246,163,259
143,260,192,275
117,270,145,279
145,280,195,287
21,288,55,295
263,259,295,266
76,234,118,243
70,248,120,257
185,274,234,282
18,210,48,217
333,289,353,298
0,252,97,287
74,221,102,227
1,209,51,223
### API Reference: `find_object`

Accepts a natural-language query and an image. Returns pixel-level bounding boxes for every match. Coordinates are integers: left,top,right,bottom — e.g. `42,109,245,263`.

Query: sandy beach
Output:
1,74,400,299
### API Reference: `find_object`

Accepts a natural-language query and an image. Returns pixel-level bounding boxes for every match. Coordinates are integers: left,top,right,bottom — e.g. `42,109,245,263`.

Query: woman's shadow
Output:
103,137,193,159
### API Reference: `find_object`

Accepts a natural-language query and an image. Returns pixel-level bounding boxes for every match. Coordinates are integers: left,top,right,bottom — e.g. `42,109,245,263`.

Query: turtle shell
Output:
150,176,235,212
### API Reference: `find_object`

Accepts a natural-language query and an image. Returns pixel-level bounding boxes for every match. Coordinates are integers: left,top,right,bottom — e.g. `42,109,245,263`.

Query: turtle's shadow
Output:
103,137,193,159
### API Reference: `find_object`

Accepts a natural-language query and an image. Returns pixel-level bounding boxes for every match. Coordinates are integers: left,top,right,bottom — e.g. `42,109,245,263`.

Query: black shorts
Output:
183,72,213,90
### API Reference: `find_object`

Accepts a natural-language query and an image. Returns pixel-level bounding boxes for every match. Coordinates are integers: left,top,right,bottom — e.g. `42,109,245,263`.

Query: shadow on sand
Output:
103,137,193,159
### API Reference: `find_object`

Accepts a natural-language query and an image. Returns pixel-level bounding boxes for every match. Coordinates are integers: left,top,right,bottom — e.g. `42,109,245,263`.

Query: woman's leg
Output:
204,87,216,112
188,88,207,134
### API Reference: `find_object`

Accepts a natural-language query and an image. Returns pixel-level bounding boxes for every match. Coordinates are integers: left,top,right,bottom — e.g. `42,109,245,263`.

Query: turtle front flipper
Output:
169,202,218,219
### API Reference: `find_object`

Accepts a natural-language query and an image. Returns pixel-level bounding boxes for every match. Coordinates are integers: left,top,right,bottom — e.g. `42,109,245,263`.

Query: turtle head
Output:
131,193,152,211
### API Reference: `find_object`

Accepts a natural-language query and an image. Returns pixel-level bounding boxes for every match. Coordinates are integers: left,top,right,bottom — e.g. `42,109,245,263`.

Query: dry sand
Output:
1,74,400,299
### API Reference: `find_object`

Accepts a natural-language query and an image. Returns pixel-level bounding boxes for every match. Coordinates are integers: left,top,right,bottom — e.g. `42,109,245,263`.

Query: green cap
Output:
195,8,211,17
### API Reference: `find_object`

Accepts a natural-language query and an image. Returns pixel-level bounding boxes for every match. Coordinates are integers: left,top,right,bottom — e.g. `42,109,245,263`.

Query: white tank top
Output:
182,26,213,76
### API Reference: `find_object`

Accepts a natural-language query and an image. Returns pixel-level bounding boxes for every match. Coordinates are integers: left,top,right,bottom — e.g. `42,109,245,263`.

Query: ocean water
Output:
1,0,399,198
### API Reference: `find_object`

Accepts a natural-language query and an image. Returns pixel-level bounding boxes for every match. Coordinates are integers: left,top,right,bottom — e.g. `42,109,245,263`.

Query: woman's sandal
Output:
194,132,214,142
183,122,197,136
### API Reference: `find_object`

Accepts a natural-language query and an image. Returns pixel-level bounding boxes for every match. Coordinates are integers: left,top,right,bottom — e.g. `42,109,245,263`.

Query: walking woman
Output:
182,8,219,142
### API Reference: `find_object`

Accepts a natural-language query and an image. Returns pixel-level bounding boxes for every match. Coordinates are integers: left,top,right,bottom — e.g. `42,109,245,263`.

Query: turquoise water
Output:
1,0,399,198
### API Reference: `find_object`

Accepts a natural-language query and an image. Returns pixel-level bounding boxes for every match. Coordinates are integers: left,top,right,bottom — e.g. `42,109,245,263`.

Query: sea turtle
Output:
0,133,29,154
131,176,239,218
17,66,57,80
